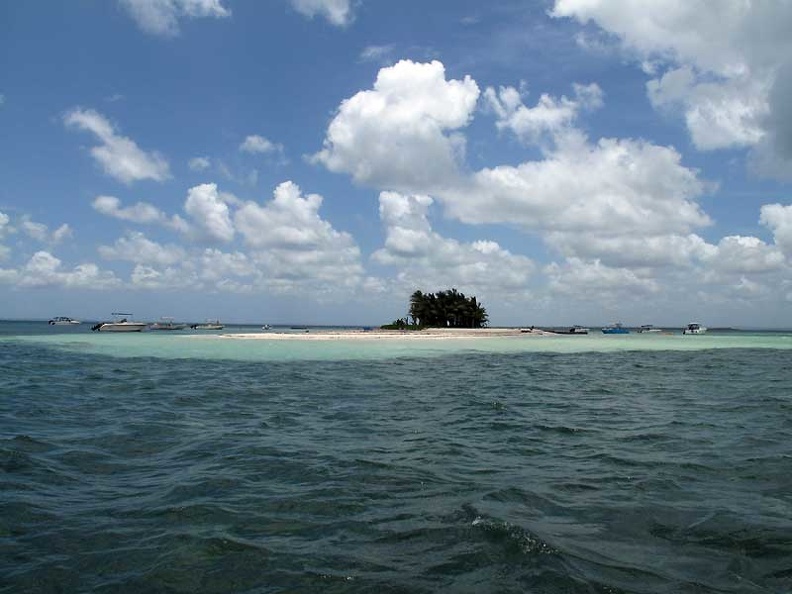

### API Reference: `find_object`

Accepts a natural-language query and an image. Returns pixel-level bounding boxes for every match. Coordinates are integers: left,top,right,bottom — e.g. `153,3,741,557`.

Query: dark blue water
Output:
1,329,791,592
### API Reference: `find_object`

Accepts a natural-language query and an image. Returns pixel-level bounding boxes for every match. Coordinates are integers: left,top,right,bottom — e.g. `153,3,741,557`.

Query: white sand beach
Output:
218,327,555,341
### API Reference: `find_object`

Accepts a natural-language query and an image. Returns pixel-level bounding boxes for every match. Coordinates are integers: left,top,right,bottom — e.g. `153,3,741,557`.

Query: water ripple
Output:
1,342,790,592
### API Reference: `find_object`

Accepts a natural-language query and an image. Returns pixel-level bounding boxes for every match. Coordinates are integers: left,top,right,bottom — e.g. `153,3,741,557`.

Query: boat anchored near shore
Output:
91,313,147,332
550,325,589,335
190,320,224,330
149,317,187,331
48,316,80,325
683,322,707,335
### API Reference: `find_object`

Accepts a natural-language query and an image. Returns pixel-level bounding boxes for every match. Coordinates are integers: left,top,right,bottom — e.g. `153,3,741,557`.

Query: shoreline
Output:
213,327,556,341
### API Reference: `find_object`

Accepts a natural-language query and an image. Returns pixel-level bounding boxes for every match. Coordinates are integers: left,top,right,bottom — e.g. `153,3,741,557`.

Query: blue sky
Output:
1,0,791,327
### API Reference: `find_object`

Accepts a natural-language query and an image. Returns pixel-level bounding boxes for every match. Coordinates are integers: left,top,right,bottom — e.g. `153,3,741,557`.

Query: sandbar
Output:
215,328,555,341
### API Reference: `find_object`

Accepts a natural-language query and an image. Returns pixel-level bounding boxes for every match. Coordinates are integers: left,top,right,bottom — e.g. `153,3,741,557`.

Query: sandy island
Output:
214,328,556,341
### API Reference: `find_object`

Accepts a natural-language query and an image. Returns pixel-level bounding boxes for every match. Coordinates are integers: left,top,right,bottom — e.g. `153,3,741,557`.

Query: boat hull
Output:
95,323,147,332
49,317,80,325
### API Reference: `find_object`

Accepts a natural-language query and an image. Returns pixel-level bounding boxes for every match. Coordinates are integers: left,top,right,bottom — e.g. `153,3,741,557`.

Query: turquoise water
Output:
3,322,792,361
1,322,791,592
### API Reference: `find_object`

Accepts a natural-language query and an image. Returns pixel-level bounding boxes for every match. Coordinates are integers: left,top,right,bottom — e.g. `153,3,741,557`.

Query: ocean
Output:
1,321,790,593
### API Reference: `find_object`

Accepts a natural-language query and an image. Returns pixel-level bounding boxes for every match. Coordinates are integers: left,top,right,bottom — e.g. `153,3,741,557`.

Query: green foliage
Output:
380,317,422,330
407,288,488,328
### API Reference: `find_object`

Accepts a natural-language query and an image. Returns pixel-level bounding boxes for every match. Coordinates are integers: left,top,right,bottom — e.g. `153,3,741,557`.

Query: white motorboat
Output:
682,323,707,335
48,316,80,325
637,325,662,333
190,320,224,330
91,313,147,332
149,317,187,331
550,325,589,335
602,323,629,334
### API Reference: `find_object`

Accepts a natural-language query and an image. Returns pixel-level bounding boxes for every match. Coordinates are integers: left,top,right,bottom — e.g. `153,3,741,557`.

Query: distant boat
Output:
149,317,187,331
91,313,147,332
190,320,224,330
602,323,630,334
262,324,271,330
637,324,662,333
552,325,589,335
48,316,80,325
682,323,707,335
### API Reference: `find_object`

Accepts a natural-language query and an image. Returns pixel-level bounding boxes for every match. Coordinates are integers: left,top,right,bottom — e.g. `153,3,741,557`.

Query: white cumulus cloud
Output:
702,235,785,274
289,0,354,27
235,181,364,292
372,191,535,297
21,219,72,245
551,0,792,177
99,231,187,267
188,156,211,171
92,195,189,232
485,83,603,145
760,203,792,255
199,249,256,284
120,0,231,36
64,108,170,184
545,232,713,269
443,133,710,235
0,212,11,261
184,183,235,243
545,257,660,299
15,251,120,289
240,135,281,154
312,60,480,192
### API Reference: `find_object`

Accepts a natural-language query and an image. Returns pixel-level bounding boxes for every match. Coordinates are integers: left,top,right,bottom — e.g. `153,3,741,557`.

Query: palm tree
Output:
400,289,488,329
409,290,424,326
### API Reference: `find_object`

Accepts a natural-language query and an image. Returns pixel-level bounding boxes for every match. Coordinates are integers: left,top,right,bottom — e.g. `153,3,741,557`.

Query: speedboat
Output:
190,320,224,330
551,325,589,335
637,324,662,333
91,313,147,332
48,316,80,325
682,323,707,335
602,323,629,334
149,317,187,331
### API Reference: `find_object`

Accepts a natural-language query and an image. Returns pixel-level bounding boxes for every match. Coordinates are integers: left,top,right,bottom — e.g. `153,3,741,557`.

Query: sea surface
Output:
1,321,790,593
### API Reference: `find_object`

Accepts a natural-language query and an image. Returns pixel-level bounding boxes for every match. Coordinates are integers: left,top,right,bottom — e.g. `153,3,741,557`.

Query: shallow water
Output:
3,321,791,362
1,322,790,592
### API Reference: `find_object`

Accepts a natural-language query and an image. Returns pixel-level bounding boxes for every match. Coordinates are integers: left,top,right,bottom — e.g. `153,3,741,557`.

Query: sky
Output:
1,0,791,328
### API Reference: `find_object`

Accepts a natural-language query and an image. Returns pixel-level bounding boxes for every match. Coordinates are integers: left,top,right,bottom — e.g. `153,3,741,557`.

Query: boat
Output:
682,323,707,335
149,317,187,331
262,324,271,330
48,316,80,325
91,313,147,332
602,323,630,334
190,320,224,330
551,325,589,335
637,324,662,333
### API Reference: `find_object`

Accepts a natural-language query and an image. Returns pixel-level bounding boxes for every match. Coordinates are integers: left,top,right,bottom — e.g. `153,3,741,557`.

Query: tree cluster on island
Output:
382,289,489,330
